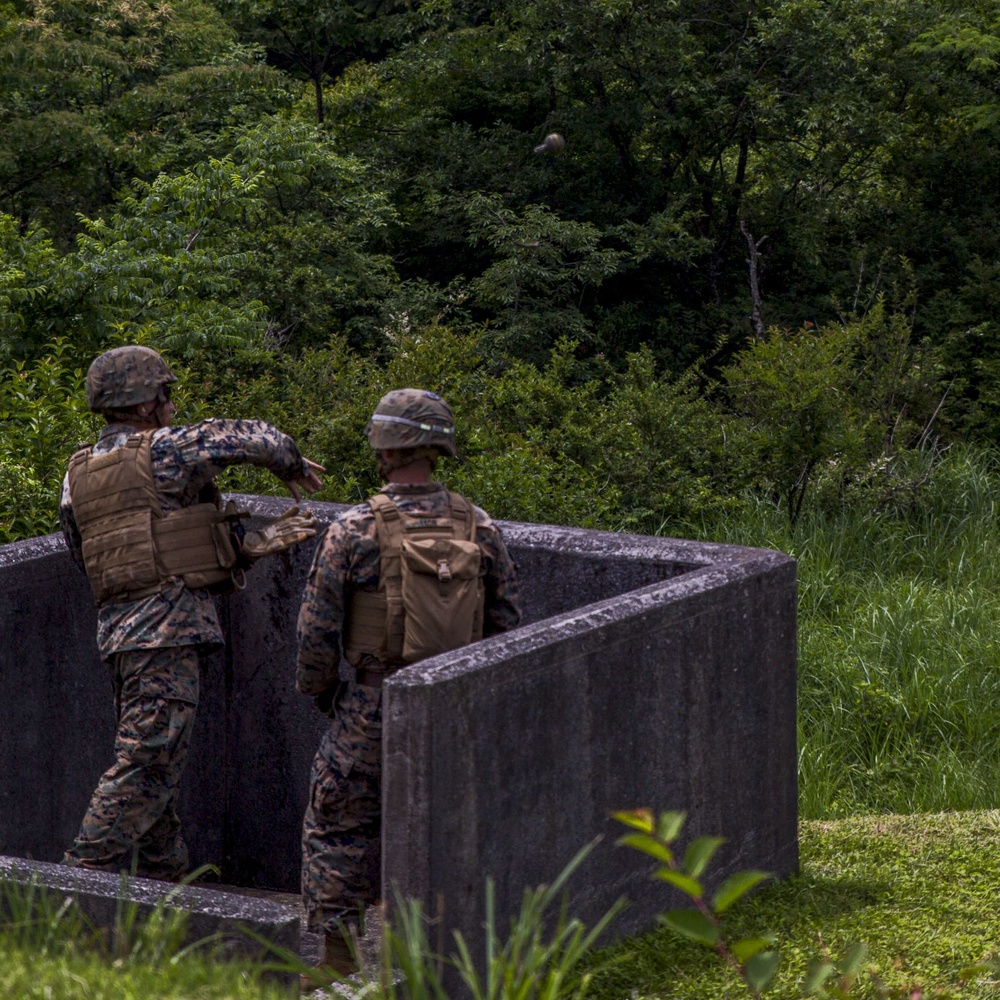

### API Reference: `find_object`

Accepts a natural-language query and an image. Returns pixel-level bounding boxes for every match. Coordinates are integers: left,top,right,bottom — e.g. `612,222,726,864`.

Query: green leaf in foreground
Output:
653,869,702,898
659,909,719,947
684,836,726,878
731,937,775,964
838,940,868,978
611,808,654,834
616,832,674,865
745,950,780,992
656,811,687,843
711,870,771,913
803,957,837,993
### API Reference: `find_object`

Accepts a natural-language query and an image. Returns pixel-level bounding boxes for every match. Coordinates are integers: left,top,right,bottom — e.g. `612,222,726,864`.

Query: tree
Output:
0,0,290,244
0,118,404,359
219,0,417,124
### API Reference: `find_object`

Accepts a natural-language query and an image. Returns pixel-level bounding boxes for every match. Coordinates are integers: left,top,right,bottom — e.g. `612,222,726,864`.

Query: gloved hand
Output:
242,506,318,559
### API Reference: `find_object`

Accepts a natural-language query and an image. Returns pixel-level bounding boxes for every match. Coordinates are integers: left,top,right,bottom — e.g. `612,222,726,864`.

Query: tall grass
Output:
701,448,1000,819
0,873,295,999
0,846,620,1000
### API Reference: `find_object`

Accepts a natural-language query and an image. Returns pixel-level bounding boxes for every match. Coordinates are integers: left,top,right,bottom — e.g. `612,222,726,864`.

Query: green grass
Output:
697,448,1000,819
9,814,1000,999
0,940,294,999
585,812,1000,1000
0,871,299,999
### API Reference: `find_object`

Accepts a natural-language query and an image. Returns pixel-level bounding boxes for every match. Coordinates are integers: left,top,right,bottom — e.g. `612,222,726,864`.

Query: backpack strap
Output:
446,491,480,543
368,492,405,581
446,491,486,641
366,492,408,661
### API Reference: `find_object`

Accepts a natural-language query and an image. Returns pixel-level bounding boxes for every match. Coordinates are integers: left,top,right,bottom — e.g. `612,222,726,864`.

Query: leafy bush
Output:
721,302,944,525
184,329,734,531
0,342,97,543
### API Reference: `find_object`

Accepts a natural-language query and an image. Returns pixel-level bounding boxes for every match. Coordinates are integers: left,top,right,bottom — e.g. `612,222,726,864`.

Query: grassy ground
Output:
0,943,295,999
585,812,1000,1000
6,814,1000,999
700,450,1000,820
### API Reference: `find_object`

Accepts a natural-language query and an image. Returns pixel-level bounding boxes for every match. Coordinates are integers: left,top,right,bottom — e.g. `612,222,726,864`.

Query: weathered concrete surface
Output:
0,495,796,961
0,533,228,872
0,856,300,976
383,530,797,953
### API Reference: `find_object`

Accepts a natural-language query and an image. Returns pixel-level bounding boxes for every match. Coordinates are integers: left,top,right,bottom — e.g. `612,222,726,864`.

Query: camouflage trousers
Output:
63,645,200,881
302,682,383,933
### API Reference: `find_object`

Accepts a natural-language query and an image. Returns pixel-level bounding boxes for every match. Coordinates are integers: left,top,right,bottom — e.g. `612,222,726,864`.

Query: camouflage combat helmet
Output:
364,389,456,457
86,346,177,412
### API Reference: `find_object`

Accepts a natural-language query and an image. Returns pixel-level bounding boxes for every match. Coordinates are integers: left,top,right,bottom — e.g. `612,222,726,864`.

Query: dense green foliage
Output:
4,0,1000,429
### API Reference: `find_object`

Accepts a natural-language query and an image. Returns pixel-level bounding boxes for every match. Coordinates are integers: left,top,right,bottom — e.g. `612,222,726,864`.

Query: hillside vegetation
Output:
4,0,1000,995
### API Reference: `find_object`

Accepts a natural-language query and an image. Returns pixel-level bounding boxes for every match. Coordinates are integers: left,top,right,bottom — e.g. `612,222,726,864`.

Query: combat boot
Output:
300,927,359,991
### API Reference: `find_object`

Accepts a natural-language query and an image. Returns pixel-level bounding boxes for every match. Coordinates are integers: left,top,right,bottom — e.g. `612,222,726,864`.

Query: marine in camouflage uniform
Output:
296,390,520,975
60,345,321,880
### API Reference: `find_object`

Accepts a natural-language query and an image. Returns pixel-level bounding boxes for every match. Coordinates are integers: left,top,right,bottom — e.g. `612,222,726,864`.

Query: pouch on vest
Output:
155,502,241,590
343,492,485,666
400,534,481,661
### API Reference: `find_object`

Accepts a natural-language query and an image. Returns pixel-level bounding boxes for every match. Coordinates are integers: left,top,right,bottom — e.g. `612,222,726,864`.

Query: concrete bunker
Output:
0,495,797,959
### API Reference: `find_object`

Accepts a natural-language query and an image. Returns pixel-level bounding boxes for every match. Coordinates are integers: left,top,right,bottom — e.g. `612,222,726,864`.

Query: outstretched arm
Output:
150,418,322,502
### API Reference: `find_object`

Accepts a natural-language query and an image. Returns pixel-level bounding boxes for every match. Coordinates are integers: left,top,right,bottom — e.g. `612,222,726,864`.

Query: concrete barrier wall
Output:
383,541,797,948
0,495,796,954
0,534,229,870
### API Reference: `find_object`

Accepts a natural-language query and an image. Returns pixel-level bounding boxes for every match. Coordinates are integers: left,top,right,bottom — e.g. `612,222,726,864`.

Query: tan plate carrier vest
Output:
343,492,485,667
67,431,239,606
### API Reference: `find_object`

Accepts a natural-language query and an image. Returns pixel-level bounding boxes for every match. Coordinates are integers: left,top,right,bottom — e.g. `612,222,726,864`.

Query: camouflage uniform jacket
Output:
61,418,308,661
296,482,521,698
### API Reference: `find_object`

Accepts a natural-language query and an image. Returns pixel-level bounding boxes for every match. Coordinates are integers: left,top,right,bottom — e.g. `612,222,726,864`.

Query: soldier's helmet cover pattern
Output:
364,389,456,457
86,346,178,412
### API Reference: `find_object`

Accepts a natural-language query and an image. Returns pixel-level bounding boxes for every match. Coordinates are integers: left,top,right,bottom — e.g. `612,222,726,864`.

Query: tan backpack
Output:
343,492,485,665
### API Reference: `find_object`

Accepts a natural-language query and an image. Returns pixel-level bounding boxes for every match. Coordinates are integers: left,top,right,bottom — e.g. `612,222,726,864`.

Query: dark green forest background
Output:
3,0,1000,539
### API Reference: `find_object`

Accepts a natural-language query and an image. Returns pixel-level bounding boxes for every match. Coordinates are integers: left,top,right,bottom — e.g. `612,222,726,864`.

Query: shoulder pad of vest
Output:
447,490,491,529
69,445,93,466
367,493,400,518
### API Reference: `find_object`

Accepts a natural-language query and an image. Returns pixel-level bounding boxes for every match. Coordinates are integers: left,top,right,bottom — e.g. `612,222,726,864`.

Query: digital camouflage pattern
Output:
61,418,308,659
61,416,309,877
364,388,457,456
301,683,384,931
297,481,520,932
86,345,177,412
63,646,199,879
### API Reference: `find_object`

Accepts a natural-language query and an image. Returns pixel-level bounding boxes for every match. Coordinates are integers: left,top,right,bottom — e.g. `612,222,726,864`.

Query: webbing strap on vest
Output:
68,430,238,606
343,491,483,668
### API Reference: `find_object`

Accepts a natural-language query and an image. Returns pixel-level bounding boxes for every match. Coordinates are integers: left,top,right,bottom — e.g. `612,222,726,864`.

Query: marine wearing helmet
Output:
295,387,520,985
364,388,456,479
86,345,178,417
60,344,323,883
